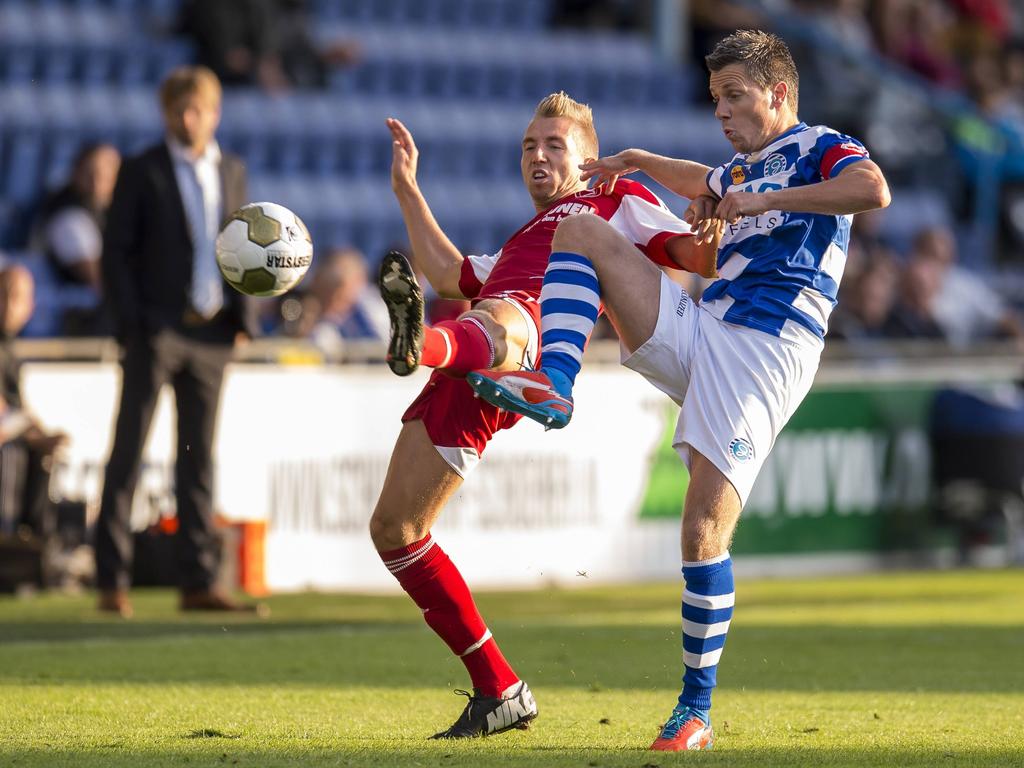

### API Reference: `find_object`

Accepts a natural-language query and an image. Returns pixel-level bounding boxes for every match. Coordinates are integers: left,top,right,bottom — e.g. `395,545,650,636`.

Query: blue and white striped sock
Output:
538,251,601,397
679,552,734,714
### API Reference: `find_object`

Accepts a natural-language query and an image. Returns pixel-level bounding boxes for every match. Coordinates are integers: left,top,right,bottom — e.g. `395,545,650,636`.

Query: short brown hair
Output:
159,65,222,112
705,30,799,111
533,91,599,158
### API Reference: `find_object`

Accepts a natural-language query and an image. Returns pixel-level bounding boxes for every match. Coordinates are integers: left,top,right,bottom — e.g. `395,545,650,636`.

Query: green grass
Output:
1,570,1022,767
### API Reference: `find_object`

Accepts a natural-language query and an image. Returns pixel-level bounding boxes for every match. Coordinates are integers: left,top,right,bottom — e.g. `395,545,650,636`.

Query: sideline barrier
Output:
21,350,1021,591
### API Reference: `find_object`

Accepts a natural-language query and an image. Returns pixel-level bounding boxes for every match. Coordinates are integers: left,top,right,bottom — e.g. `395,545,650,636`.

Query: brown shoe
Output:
180,588,269,616
98,589,133,619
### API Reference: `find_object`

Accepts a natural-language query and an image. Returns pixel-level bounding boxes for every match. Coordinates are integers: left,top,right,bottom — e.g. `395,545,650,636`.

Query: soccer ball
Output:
215,202,313,297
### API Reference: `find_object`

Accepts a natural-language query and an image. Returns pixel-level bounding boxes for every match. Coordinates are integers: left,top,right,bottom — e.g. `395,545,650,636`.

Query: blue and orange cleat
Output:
466,369,573,429
649,706,714,752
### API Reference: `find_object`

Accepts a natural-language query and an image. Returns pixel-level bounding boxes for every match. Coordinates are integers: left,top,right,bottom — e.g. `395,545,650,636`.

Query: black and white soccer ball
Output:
215,202,314,297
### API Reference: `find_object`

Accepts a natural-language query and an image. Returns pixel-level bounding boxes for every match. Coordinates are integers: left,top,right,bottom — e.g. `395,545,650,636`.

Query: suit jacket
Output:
101,142,258,345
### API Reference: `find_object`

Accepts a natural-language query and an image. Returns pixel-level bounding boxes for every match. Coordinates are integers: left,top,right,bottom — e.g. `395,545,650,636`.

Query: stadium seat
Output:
5,134,44,205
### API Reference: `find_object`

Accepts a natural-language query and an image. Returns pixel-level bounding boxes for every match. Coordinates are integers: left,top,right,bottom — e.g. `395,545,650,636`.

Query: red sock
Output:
379,535,519,697
420,319,495,375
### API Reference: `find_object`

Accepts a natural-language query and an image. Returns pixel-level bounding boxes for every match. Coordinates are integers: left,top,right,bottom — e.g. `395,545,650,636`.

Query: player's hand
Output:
386,117,419,192
684,194,718,227
692,216,724,246
579,150,639,194
685,196,724,245
714,190,769,223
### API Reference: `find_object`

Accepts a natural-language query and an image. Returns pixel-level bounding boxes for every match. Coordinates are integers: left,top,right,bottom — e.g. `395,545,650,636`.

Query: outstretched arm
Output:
713,160,891,222
580,149,714,202
387,117,466,299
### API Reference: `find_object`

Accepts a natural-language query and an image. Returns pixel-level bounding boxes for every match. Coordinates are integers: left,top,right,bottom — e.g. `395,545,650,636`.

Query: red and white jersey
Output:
458,178,693,300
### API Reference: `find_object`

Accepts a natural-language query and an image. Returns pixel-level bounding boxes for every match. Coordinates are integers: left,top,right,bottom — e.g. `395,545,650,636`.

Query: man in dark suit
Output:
96,66,260,617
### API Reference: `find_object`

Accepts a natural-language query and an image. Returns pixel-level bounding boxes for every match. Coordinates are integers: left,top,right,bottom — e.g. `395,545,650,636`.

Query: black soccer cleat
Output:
429,682,538,739
378,250,425,376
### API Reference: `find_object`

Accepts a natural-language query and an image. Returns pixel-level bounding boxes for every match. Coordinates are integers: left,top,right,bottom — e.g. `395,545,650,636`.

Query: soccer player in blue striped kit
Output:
470,30,891,751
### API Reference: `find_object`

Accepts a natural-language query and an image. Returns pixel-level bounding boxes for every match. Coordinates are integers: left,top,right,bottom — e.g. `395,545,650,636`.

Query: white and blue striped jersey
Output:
702,122,870,343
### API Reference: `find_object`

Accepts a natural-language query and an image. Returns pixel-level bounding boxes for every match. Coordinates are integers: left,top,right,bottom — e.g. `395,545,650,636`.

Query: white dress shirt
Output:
167,136,223,318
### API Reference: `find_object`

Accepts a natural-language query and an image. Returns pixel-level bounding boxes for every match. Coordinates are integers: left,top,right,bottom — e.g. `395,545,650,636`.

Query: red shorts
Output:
401,290,541,476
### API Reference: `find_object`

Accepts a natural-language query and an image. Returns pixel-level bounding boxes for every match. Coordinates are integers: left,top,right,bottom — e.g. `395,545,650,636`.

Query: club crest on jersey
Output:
763,152,789,176
730,165,746,185
728,437,754,463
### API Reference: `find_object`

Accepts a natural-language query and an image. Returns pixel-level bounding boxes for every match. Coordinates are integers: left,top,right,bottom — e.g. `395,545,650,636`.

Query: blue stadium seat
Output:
5,133,44,204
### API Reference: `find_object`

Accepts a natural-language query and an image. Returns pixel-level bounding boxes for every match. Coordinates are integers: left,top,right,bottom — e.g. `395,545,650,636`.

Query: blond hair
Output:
159,65,222,112
533,92,599,158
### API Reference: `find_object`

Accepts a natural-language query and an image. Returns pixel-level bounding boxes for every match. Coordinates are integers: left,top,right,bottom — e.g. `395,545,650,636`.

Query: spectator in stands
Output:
0,265,66,541
179,0,287,90
803,0,875,52
872,0,962,88
272,0,361,89
1005,39,1024,105
913,226,1024,346
95,66,260,618
829,245,900,341
33,143,120,294
179,0,358,92
688,0,768,70
283,247,388,358
551,0,648,31
883,243,947,340
964,49,1024,135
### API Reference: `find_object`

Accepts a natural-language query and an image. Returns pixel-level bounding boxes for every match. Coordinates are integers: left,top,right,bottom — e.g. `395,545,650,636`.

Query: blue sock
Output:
538,251,601,397
678,553,734,715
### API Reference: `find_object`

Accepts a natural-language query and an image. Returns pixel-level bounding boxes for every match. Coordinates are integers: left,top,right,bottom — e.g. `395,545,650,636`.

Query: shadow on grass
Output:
0,618,414,644
1,621,1020,694
0,745,1018,768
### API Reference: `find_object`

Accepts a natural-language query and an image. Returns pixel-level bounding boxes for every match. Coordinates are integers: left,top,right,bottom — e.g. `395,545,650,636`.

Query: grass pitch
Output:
1,569,1022,768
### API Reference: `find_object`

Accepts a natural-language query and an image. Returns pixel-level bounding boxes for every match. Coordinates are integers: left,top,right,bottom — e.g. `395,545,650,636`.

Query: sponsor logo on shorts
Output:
728,437,754,463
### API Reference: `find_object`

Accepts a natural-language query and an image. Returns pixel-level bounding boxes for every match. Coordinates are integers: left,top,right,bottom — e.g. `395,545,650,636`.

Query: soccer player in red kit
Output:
370,92,718,739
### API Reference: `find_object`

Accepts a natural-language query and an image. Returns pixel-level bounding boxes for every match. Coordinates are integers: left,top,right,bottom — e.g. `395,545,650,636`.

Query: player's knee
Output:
368,506,400,550
460,309,510,365
682,509,734,561
369,503,429,551
552,212,609,253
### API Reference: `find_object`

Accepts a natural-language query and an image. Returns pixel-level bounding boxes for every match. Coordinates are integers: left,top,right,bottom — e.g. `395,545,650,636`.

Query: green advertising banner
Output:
639,384,939,555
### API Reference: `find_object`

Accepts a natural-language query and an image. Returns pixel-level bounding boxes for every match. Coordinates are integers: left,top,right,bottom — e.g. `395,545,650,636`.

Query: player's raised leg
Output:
651,451,741,752
369,420,537,738
379,250,529,378
468,214,661,427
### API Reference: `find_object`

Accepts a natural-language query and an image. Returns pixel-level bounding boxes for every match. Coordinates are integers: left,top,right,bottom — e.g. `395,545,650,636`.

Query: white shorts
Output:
622,273,823,506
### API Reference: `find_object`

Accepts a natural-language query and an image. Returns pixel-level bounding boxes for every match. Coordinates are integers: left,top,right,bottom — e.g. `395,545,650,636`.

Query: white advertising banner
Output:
22,362,679,592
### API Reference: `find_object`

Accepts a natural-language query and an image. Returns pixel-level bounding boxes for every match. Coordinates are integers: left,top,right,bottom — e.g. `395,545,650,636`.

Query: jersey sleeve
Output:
802,130,870,182
607,181,693,268
706,165,729,198
458,250,501,298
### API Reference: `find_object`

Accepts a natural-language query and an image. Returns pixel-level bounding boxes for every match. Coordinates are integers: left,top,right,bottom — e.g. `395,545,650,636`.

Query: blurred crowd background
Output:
0,0,1022,597
0,0,1022,356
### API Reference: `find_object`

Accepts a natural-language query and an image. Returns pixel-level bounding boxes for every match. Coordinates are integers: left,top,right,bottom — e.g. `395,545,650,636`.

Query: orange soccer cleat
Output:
649,706,714,752
466,369,573,429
